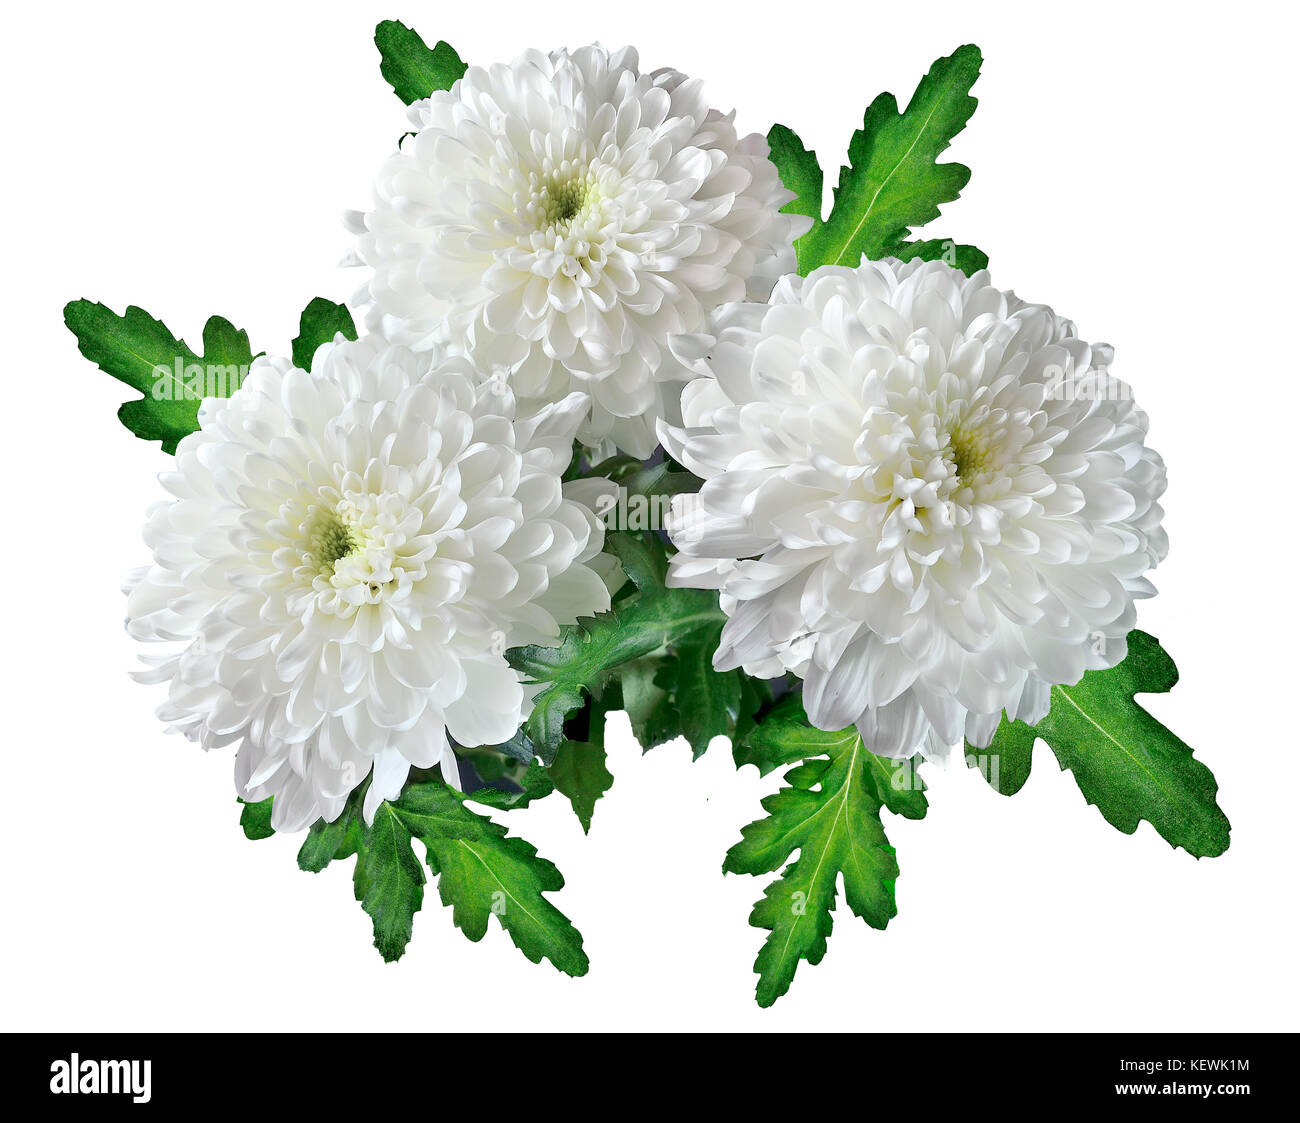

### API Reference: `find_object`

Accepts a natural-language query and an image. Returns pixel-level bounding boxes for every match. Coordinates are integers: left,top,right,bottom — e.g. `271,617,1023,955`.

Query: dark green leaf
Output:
375,21,466,104
606,531,668,590
618,460,703,500
297,794,364,872
508,585,723,763
675,623,743,758
238,798,274,841
550,739,614,834
462,760,557,810
483,728,537,764
620,657,684,752
965,718,1035,796
969,631,1230,857
291,297,357,370
65,301,254,453
353,803,425,962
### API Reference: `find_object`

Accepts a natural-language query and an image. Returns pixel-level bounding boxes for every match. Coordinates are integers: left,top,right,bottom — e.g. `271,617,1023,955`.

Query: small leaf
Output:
297,794,364,872
885,237,988,276
291,297,357,371
353,803,425,962
375,21,467,104
65,301,254,452
969,631,1230,857
767,123,823,269
675,623,742,758
965,718,1035,796
238,798,275,841
620,657,684,752
462,759,557,811
550,739,614,834
607,531,668,591
618,459,703,500
800,44,982,270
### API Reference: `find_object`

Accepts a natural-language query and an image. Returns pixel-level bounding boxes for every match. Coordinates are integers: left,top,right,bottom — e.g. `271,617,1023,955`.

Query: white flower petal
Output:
665,258,1167,762
127,334,611,830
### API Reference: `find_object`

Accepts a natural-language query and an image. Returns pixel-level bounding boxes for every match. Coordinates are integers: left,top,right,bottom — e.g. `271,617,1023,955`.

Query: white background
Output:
2,0,1297,1031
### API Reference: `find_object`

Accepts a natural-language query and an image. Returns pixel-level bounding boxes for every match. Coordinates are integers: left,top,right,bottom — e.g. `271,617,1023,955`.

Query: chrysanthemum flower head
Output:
350,44,810,457
126,334,611,830
661,258,1168,759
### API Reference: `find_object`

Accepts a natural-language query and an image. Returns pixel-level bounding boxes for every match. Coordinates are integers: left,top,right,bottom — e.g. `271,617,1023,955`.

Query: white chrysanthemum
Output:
661,258,1168,760
126,335,612,831
350,44,809,458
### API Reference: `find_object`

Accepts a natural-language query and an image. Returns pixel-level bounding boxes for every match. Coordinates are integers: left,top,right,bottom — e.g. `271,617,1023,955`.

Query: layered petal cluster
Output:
352,44,809,457
662,259,1167,759
126,335,611,830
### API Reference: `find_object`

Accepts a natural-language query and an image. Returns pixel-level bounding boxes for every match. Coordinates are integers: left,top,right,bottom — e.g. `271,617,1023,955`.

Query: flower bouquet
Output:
65,22,1228,1007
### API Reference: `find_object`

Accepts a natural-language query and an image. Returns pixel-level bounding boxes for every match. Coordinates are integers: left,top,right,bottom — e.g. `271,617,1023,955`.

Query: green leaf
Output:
734,695,928,820
965,718,1035,796
540,692,617,832
353,803,425,962
675,623,743,758
620,657,684,752
885,237,988,276
507,584,723,763
375,21,466,104
391,782,588,975
291,297,357,371
618,459,703,500
969,631,1230,857
297,794,364,872
767,123,822,270
607,531,668,591
799,44,982,271
550,739,614,834
725,717,900,1008
238,798,275,841
64,301,254,453
462,759,557,811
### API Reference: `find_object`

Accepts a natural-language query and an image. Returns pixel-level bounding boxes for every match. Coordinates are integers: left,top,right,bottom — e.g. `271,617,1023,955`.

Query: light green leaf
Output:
800,44,982,271
391,782,588,975
734,694,928,820
64,301,254,453
968,631,1230,857
726,719,899,1008
375,21,466,104
291,297,357,371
